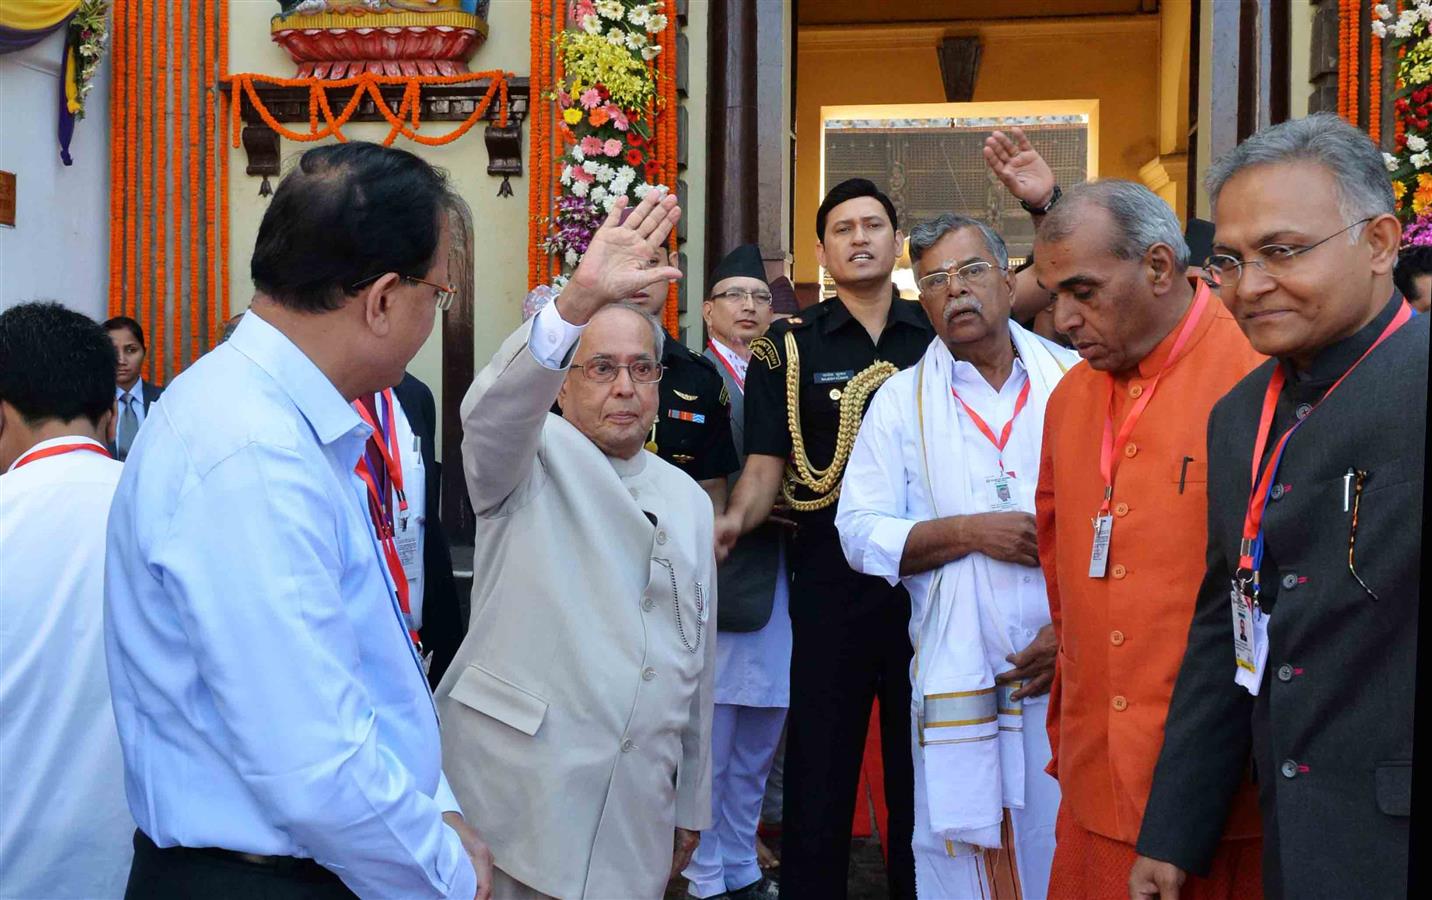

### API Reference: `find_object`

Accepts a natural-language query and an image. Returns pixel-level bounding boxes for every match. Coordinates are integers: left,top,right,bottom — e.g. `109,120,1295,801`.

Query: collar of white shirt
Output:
116,378,145,402
225,310,365,447
5,435,109,474
708,336,749,383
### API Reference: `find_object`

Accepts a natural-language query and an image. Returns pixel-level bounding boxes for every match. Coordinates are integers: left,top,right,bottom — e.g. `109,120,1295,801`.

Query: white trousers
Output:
912,699,1059,899
683,703,787,898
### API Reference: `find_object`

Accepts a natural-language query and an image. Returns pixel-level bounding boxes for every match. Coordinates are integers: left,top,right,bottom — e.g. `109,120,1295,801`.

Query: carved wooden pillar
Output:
705,0,760,295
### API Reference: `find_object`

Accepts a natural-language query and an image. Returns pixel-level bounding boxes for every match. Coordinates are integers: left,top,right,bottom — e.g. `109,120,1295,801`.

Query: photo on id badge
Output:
985,472,1018,511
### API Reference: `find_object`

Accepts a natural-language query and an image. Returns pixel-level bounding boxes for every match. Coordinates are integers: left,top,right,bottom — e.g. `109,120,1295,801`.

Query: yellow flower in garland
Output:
1414,173,1432,216
559,31,655,110
563,107,584,125
1394,179,1408,204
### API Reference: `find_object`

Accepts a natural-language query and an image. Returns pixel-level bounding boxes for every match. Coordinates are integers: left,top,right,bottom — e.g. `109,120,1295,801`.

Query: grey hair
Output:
1205,113,1394,224
584,301,665,358
907,213,1010,270
1039,179,1190,269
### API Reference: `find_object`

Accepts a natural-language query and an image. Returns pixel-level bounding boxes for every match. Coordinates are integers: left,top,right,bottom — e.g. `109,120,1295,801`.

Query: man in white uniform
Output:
836,215,1076,898
437,191,717,900
0,302,132,899
682,245,791,900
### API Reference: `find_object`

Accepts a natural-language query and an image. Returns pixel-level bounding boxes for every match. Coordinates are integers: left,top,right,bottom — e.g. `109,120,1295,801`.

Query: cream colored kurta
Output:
436,318,716,899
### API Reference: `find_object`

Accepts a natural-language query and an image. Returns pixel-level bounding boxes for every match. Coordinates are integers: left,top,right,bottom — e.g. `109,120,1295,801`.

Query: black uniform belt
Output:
135,829,332,876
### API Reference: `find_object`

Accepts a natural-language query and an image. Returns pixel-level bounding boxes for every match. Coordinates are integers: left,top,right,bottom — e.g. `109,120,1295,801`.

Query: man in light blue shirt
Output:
104,142,489,899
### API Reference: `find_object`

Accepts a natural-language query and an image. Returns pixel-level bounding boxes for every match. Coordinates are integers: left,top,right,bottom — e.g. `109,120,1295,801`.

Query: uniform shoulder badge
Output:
749,335,782,370
674,389,699,401
786,315,803,325
719,384,731,406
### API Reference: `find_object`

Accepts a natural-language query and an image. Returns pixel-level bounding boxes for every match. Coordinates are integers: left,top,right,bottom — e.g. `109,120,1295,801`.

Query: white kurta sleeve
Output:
835,384,919,586
675,492,717,832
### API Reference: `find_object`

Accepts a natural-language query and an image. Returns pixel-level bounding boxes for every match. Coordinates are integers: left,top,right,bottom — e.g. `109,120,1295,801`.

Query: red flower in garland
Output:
626,148,643,166
627,131,645,147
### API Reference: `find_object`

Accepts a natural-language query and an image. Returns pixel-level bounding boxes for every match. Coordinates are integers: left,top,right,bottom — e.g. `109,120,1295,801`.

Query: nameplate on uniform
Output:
668,409,706,424
814,370,854,384
674,390,698,401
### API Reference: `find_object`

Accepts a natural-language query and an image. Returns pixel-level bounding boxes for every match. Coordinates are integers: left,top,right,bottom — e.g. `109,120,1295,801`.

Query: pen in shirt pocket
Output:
1178,456,1194,494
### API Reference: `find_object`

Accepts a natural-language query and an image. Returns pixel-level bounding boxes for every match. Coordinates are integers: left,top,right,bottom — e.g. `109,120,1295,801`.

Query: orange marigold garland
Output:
108,0,126,319
226,71,513,150
155,0,169,382
188,0,201,358
124,0,138,319
220,0,231,324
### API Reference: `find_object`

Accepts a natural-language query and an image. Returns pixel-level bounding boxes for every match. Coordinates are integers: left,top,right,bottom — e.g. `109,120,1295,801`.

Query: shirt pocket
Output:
1170,456,1207,490
449,664,549,736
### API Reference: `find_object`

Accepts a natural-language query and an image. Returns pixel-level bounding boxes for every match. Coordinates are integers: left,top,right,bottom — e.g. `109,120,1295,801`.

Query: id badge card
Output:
1088,515,1113,578
1231,584,1269,695
984,473,1019,511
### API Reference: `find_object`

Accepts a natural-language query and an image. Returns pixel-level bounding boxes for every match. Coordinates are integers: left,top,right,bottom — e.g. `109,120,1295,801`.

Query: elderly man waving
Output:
436,192,716,900
836,214,1076,898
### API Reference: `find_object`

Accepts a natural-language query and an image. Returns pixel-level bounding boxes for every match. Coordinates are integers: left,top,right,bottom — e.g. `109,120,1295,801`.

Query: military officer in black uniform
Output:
627,263,740,502
716,179,933,900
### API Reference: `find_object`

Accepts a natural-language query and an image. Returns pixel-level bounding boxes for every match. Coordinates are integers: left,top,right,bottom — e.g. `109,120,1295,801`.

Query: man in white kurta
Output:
836,216,1076,899
0,302,132,899
436,193,717,900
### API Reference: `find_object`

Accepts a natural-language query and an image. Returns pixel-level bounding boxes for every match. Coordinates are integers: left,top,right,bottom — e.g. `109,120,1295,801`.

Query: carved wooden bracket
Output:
937,37,982,103
233,76,529,196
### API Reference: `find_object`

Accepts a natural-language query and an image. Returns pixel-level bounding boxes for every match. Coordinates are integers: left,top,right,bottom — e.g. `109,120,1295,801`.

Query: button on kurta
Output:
1110,630,1126,646
1270,483,1285,501
1277,664,1294,682
1295,403,1312,420
641,667,656,681
1281,573,1298,590
1128,384,1144,398
621,738,635,753
1124,443,1138,458
1112,564,1127,579
656,530,668,545
642,597,655,611
1111,696,1128,711
1280,759,1298,779
1114,502,1129,517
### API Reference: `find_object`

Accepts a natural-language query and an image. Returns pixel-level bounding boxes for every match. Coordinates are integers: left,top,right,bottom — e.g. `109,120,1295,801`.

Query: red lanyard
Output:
352,389,407,519
708,341,745,390
12,441,112,469
1097,286,1211,515
1237,302,1413,592
951,377,1031,475
351,389,418,647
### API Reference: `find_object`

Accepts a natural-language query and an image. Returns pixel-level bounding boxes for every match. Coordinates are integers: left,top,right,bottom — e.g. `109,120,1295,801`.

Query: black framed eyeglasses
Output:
571,358,665,383
1203,218,1373,290
711,288,774,306
917,260,1006,295
348,273,457,312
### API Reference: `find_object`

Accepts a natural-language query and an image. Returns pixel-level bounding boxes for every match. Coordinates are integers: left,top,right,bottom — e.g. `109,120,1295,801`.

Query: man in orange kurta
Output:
1029,180,1266,899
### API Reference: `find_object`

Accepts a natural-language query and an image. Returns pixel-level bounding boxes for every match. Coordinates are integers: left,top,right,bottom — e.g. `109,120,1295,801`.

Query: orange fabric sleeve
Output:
1036,398,1062,779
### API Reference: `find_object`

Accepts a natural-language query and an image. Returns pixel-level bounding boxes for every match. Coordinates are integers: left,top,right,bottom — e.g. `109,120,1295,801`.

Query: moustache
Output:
943,298,984,323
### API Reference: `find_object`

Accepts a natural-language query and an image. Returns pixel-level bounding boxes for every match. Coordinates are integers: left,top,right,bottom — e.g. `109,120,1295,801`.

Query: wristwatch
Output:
1020,184,1062,215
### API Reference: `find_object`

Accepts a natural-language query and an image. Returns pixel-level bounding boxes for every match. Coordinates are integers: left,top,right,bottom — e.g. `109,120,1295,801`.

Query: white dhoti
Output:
911,697,1058,899
834,324,1078,900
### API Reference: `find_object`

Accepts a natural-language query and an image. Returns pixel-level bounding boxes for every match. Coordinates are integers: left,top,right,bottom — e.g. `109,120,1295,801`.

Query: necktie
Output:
117,393,138,461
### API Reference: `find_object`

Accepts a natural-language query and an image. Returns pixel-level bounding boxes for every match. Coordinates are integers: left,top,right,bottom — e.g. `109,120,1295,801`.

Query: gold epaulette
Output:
780,330,897,511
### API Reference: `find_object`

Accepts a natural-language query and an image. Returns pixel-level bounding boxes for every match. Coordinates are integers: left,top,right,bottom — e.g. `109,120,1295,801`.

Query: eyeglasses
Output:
571,358,665,383
1203,218,1372,290
711,288,774,306
917,260,1006,295
1347,468,1378,601
348,273,457,312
